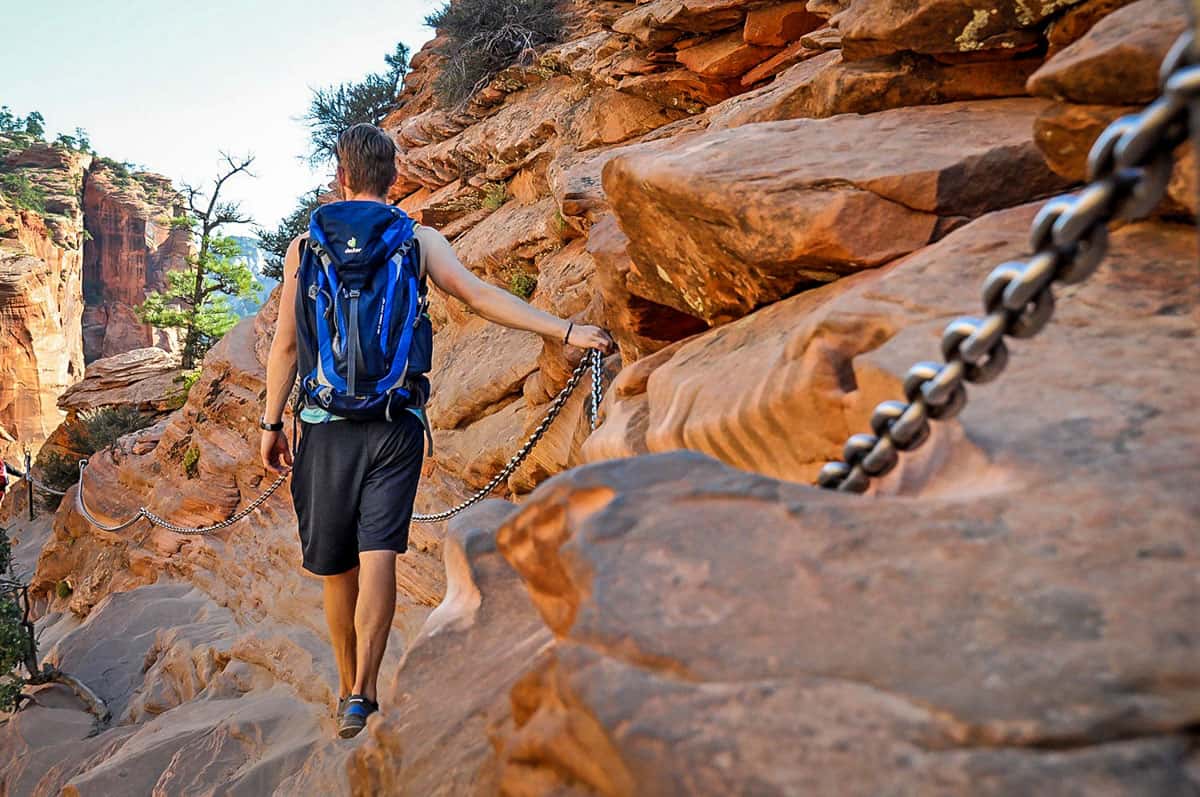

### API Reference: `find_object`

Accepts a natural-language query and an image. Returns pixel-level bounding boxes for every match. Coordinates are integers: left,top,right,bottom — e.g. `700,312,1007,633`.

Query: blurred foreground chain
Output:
73,349,604,532
818,30,1200,494
413,348,603,523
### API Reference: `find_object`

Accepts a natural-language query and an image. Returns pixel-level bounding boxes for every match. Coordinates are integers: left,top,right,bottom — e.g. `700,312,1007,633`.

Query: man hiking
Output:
259,123,612,739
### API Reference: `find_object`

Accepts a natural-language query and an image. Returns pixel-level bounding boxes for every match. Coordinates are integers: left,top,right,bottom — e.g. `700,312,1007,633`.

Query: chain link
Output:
817,31,1200,494
72,349,604,533
413,348,603,523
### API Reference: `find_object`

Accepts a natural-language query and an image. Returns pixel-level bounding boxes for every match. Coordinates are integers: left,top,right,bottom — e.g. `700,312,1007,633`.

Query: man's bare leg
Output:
352,550,396,702
323,567,359,699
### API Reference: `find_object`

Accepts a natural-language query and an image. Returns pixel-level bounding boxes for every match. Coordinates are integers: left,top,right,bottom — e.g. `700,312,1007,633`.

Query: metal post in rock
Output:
23,448,32,522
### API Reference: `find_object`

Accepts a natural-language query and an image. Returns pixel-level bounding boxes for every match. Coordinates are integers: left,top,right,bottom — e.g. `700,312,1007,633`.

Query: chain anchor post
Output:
23,448,33,521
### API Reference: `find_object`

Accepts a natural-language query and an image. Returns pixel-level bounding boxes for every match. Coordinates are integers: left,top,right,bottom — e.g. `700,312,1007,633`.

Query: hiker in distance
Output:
259,123,613,739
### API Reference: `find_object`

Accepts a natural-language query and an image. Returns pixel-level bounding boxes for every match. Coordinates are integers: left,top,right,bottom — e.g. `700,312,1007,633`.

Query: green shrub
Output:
36,406,156,509
481,181,507,210
94,156,134,181
0,526,11,576
508,271,537,299
256,188,323,280
0,592,26,711
0,173,47,213
182,446,200,478
168,369,201,409
55,580,72,600
36,452,78,512
177,369,201,390
67,406,154,454
426,0,564,107
0,525,27,710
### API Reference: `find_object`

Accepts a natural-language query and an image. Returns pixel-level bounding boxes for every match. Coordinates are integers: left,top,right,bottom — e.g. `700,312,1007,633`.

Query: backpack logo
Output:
345,236,361,255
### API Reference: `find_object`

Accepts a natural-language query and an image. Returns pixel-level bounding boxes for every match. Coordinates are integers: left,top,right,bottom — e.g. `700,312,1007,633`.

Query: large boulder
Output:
832,0,1082,60
613,0,754,46
1027,0,1187,105
604,99,1070,324
489,440,1198,793
710,49,1039,128
495,207,1200,786
56,347,185,416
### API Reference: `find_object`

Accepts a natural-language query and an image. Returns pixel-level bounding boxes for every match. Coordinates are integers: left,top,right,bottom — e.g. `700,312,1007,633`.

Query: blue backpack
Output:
295,202,433,431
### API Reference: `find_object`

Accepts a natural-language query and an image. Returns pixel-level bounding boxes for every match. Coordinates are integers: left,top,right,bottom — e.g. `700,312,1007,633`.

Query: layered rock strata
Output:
0,142,89,464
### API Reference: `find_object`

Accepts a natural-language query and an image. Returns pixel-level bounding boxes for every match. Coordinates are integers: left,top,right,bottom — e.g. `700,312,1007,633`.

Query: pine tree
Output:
256,188,323,280
0,526,29,711
138,153,260,369
304,42,409,165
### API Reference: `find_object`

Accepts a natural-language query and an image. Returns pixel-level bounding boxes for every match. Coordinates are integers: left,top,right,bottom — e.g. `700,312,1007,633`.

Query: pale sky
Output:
0,0,442,233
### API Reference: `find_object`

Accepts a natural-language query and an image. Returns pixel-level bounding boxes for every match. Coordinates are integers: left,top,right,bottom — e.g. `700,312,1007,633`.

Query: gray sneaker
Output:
338,695,378,739
336,695,350,722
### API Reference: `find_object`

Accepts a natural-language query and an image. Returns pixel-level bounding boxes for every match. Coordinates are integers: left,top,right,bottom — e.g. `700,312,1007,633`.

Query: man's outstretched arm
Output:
260,236,302,472
417,226,614,352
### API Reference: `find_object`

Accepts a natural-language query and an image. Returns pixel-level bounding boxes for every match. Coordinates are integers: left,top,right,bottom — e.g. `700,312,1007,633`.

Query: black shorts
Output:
290,412,425,576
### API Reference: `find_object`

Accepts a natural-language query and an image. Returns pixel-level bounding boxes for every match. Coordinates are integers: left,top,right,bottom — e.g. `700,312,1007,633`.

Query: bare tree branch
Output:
212,200,251,228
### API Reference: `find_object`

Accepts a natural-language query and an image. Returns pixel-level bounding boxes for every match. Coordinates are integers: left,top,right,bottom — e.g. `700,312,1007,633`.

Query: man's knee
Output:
323,566,359,598
358,550,398,573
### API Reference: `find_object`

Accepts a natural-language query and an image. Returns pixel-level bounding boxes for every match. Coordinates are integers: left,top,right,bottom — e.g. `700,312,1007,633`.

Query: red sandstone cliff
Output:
2,0,1197,793
82,161,189,362
0,140,188,465
0,142,89,464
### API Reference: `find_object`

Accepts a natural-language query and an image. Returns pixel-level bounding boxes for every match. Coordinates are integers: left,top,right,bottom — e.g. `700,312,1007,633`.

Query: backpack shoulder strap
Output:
412,224,428,286
413,235,427,294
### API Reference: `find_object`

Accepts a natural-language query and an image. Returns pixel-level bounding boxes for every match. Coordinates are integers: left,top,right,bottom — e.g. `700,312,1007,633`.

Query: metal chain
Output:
4,463,69,497
72,349,604,532
75,458,290,535
413,348,603,523
26,477,67,497
817,31,1200,494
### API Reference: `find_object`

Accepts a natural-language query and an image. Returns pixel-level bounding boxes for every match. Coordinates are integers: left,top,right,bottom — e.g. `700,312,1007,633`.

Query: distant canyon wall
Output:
82,161,188,362
0,142,186,461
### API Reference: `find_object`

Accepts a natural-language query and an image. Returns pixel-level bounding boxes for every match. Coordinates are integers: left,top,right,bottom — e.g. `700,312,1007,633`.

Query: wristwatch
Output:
259,417,284,432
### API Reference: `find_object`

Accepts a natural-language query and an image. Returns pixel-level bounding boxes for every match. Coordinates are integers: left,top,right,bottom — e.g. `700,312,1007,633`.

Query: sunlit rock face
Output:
0,142,89,462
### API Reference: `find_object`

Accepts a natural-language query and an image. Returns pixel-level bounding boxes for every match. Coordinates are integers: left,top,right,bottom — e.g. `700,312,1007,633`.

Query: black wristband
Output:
563,321,574,345
260,417,284,432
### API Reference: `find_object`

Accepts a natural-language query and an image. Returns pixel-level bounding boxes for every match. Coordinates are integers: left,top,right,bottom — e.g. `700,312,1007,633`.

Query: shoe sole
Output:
338,721,366,739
